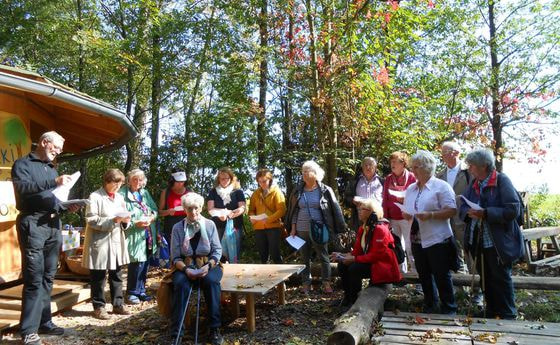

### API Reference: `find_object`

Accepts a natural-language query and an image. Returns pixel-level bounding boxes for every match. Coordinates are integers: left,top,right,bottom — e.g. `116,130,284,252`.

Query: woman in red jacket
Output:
331,200,401,308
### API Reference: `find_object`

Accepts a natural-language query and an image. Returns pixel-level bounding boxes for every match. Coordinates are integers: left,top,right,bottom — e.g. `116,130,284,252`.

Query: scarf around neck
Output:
216,184,234,205
182,216,210,255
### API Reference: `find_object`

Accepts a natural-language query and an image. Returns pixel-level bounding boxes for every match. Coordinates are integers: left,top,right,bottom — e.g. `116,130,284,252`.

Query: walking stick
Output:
194,283,201,345
174,285,193,345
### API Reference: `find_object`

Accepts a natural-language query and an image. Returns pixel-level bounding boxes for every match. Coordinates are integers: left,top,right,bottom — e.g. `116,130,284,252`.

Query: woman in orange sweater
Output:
249,169,287,264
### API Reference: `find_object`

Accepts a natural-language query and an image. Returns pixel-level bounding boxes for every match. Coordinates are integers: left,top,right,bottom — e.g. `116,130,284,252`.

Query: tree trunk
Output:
322,0,337,191
305,0,321,151
149,26,161,178
328,285,391,345
184,6,215,144
257,0,268,169
488,1,503,172
282,6,295,196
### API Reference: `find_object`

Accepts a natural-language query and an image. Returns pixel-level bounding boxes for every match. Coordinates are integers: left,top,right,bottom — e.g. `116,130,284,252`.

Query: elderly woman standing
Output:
382,151,417,273
460,149,523,319
331,199,401,308
248,169,287,264
170,193,223,345
207,167,246,262
402,151,458,314
82,169,131,319
286,161,346,294
120,169,158,304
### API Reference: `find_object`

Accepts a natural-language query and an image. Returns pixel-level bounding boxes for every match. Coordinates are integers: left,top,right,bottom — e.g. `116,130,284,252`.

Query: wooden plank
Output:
0,309,20,320
379,329,557,345
522,227,560,241
0,298,21,310
277,282,285,305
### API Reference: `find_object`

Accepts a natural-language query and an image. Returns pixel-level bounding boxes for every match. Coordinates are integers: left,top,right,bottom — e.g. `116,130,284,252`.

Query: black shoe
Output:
208,328,224,345
38,321,64,335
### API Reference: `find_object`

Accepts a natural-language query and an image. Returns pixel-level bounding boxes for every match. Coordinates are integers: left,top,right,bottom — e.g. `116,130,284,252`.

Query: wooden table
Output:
220,263,305,332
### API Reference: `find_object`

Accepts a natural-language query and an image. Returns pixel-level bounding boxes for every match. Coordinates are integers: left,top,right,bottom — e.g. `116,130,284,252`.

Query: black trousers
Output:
90,266,124,309
254,228,283,264
16,214,61,336
337,262,371,303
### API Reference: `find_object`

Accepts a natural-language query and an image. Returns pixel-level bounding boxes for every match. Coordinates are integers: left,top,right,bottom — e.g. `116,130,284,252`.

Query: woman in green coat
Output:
120,169,158,304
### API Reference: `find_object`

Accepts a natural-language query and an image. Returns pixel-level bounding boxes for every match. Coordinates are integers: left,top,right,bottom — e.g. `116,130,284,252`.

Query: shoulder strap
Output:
302,191,313,218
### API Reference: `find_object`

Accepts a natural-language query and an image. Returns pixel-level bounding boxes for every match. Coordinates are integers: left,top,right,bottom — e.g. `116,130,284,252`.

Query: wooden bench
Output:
220,263,304,333
522,226,560,272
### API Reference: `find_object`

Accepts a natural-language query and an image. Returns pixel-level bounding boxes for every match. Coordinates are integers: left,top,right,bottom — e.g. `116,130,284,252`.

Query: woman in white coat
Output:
82,169,131,319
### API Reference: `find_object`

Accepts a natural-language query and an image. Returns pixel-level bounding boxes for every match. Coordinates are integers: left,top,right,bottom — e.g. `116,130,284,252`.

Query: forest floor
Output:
1,263,559,345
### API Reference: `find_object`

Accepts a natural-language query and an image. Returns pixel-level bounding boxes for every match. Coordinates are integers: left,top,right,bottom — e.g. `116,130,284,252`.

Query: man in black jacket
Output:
343,157,384,232
12,131,80,345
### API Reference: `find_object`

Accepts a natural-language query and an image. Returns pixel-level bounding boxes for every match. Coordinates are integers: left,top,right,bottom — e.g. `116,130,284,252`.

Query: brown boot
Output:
93,307,110,320
112,305,130,315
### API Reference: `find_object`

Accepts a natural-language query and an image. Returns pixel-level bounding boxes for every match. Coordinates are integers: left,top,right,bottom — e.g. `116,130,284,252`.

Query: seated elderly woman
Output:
402,151,458,315
169,192,223,345
460,149,523,319
330,199,401,308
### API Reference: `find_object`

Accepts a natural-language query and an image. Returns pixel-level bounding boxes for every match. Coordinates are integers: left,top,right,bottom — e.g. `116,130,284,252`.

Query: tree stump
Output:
327,284,391,345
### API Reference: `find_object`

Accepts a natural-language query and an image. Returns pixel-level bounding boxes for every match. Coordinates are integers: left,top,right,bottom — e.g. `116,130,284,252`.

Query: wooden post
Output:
229,292,240,318
327,284,391,345
246,293,256,333
277,282,286,305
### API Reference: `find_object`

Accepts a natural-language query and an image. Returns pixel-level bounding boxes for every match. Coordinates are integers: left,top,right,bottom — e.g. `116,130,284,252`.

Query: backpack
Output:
497,174,525,227
388,230,406,265
365,215,406,264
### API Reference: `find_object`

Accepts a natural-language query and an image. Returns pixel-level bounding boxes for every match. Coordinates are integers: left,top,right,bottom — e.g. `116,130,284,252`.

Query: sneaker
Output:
138,293,152,302
112,305,130,315
127,294,140,304
22,333,41,345
93,306,110,320
208,328,224,345
38,321,64,335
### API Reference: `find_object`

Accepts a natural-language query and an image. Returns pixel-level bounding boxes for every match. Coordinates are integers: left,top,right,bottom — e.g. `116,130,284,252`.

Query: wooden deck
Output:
0,280,90,333
377,312,560,344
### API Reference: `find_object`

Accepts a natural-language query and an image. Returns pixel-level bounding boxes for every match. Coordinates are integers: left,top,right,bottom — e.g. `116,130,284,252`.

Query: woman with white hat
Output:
159,170,190,245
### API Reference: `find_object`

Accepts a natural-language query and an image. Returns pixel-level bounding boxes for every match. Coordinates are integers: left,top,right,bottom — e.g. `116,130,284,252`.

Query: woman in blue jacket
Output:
459,149,524,319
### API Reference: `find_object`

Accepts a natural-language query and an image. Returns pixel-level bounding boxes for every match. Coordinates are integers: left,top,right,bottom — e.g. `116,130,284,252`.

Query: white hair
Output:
362,157,377,167
301,160,325,182
441,141,461,153
126,168,147,189
39,131,65,144
181,192,204,209
410,150,437,176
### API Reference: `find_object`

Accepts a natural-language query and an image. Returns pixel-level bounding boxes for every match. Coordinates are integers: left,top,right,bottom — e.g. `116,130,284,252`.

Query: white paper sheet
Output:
189,265,209,278
173,205,184,211
388,189,406,198
335,253,346,262
250,213,268,221
394,202,414,215
286,235,306,250
460,196,483,210
353,196,368,204
115,211,131,218
209,208,230,217
52,171,81,202
60,199,90,209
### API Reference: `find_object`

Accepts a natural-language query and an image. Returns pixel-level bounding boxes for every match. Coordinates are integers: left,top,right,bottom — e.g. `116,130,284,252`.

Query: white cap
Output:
171,171,187,182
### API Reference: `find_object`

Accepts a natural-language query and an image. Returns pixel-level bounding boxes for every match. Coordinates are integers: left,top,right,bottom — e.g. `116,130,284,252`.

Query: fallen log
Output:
327,284,391,345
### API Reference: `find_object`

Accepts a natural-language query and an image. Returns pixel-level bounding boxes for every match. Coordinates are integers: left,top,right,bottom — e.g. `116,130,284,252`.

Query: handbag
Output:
221,219,239,263
303,192,329,245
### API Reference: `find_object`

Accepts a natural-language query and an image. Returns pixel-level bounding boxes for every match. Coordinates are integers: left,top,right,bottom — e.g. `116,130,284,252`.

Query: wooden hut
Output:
0,65,137,284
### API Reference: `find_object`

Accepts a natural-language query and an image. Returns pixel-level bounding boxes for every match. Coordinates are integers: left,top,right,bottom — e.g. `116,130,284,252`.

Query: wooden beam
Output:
402,273,560,290
522,227,560,241
246,294,256,333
